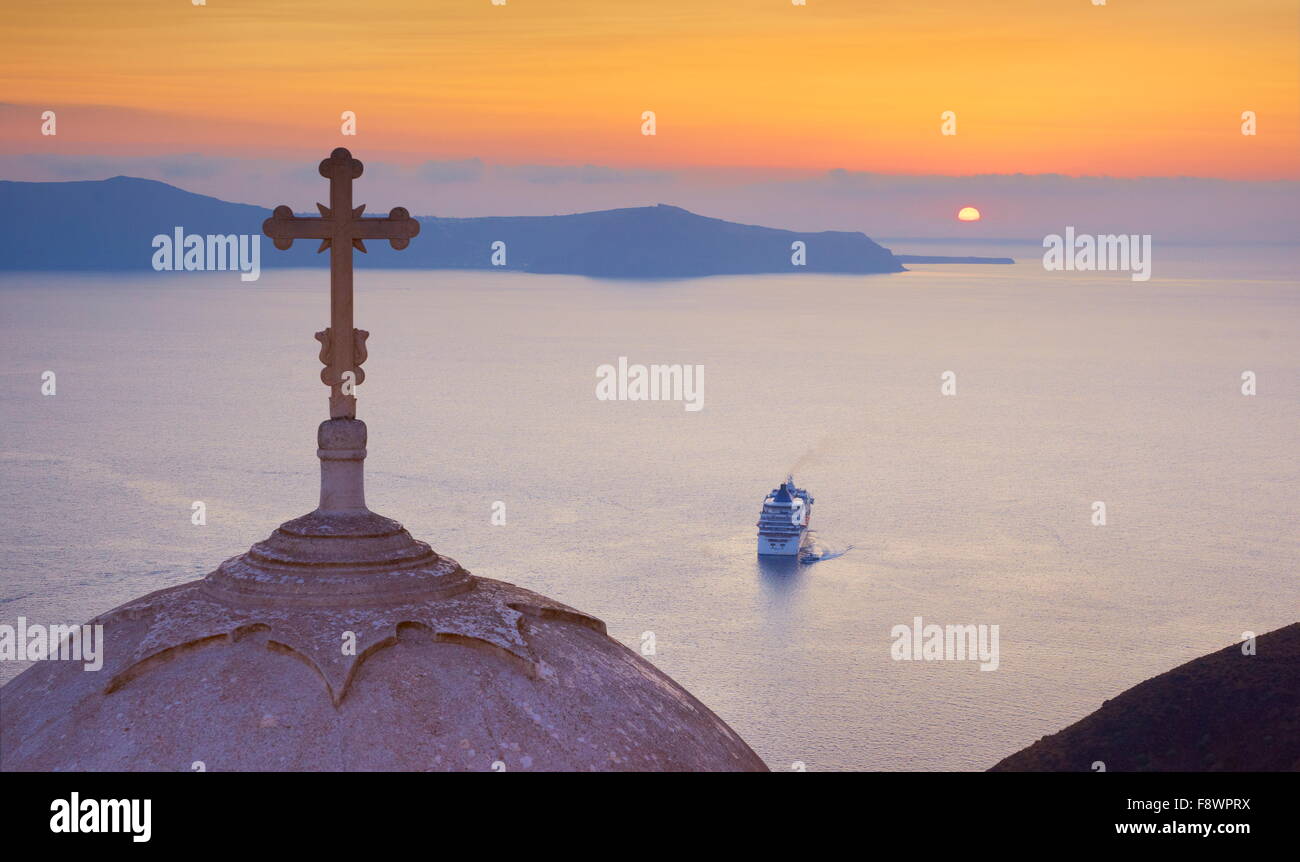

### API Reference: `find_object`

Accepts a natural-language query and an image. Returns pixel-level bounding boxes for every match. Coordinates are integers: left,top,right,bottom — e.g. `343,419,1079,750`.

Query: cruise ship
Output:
756,476,814,556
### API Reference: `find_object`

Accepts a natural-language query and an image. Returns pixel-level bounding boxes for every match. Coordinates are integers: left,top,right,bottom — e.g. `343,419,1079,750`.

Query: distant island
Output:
0,176,1010,278
990,623,1299,771
895,254,1015,265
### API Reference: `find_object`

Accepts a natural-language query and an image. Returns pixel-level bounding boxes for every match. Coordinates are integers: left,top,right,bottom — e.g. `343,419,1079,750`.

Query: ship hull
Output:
757,528,807,556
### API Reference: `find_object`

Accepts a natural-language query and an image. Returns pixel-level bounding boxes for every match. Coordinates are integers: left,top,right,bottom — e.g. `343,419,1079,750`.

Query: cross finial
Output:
262,148,420,418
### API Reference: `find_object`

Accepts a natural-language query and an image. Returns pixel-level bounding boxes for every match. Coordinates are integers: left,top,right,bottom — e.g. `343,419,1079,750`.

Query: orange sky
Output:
2,0,1297,178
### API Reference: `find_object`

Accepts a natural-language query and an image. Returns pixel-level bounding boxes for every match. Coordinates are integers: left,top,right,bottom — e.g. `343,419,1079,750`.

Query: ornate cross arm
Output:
262,204,420,252
260,147,421,419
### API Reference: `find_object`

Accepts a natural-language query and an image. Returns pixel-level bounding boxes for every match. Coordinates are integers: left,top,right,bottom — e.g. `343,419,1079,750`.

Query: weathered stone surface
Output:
1,563,766,771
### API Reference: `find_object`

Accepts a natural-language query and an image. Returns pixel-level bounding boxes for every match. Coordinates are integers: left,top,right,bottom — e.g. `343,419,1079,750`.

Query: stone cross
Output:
262,148,420,419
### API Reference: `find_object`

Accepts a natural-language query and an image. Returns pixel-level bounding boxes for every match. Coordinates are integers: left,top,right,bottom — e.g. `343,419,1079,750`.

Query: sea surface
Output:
2,245,1297,770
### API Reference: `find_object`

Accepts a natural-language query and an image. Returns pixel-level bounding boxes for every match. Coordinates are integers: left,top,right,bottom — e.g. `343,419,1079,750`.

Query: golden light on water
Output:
957,206,981,222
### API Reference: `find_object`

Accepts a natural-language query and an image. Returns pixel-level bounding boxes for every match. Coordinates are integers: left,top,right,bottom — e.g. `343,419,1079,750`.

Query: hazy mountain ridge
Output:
0,176,907,277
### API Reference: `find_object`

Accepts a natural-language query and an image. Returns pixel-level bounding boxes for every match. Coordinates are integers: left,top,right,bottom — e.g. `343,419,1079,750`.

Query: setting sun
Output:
957,206,982,222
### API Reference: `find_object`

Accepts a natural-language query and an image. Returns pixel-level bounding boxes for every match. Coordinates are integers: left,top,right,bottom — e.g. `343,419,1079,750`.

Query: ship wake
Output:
799,533,853,564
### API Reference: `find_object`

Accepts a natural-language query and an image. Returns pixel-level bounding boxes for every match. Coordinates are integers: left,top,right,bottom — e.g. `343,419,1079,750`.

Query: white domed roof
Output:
1,555,764,771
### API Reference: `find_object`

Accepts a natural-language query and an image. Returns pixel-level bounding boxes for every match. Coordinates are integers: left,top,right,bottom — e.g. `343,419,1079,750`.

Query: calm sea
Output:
2,245,1297,770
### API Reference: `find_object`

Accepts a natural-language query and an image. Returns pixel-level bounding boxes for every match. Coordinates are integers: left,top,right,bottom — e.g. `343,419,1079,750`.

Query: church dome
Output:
0,535,765,771
0,149,767,772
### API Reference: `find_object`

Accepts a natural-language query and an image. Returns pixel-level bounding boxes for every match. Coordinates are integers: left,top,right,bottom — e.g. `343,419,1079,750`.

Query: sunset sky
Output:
1,1,1296,237
4,0,1297,174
